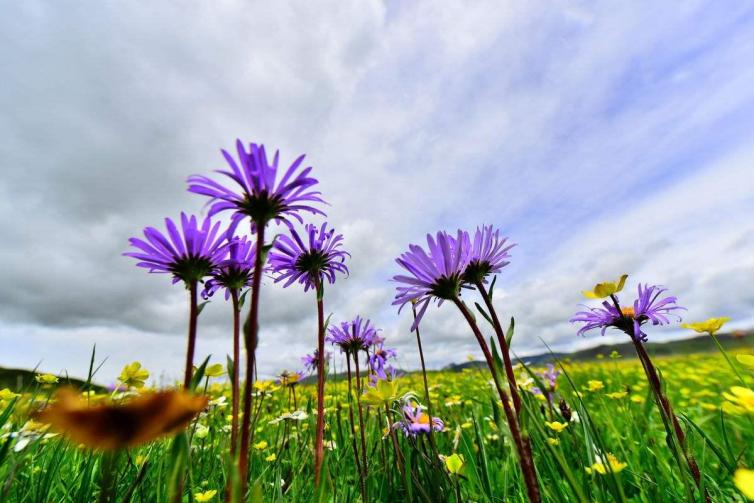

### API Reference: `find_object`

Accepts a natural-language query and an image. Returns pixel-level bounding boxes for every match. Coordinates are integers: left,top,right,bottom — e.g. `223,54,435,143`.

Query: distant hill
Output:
0,366,103,393
442,331,754,371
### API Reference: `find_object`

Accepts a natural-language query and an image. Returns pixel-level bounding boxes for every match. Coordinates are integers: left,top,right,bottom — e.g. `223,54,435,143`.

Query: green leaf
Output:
474,302,494,327
190,355,212,391
505,317,515,347
196,300,210,316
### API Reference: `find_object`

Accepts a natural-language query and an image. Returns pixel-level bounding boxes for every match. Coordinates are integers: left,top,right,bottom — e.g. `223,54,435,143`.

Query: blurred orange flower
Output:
34,388,207,450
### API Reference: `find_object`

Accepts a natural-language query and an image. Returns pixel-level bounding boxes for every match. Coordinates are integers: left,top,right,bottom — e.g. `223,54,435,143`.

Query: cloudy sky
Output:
2,1,754,384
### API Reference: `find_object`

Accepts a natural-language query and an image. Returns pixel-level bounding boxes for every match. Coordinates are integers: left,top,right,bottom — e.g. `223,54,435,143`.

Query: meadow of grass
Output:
2,348,754,502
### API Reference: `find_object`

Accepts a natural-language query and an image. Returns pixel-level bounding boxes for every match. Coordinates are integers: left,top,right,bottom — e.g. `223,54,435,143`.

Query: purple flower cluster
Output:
531,363,560,402
570,283,685,342
393,226,515,330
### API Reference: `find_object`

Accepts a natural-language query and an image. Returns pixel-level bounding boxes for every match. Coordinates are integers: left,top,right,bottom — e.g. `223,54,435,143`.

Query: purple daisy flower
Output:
327,316,378,355
461,225,515,284
570,283,685,342
368,343,397,379
202,236,258,300
301,349,331,375
392,402,444,437
124,213,228,284
269,222,349,292
187,140,326,233
392,230,470,331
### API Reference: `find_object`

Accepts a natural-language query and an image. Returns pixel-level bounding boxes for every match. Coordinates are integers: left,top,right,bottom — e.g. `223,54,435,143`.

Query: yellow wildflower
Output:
547,438,560,446
194,490,217,502
585,453,627,475
587,380,604,392
723,386,754,414
582,274,628,299
0,388,20,400
737,354,754,368
35,374,59,385
265,453,277,462
118,362,150,389
681,317,730,335
443,453,466,476
254,440,268,450
204,364,226,378
734,468,754,500
545,421,568,433
606,391,628,399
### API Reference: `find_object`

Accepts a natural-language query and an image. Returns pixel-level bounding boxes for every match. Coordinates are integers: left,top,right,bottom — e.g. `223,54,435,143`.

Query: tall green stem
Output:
314,280,327,485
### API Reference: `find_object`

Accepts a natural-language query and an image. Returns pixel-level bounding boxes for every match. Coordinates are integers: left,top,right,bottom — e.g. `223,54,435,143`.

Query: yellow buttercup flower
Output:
254,440,268,450
735,468,754,500
546,437,560,446
606,391,628,399
194,489,217,502
737,354,754,368
118,362,150,389
545,421,568,433
265,453,277,462
35,374,59,385
585,453,627,475
0,388,20,400
582,274,628,299
443,453,465,476
723,386,754,414
587,380,604,392
681,317,730,335
203,364,226,378
362,379,402,406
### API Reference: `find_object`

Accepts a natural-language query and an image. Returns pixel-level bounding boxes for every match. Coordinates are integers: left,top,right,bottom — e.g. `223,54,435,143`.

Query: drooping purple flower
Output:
461,225,515,284
368,343,397,379
327,316,378,355
187,140,326,234
531,364,560,402
392,402,444,437
269,222,349,292
301,349,331,375
570,283,685,342
202,236,257,300
392,230,470,331
124,213,228,284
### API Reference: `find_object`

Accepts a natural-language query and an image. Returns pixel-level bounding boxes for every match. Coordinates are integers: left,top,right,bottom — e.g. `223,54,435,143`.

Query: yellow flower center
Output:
621,306,635,318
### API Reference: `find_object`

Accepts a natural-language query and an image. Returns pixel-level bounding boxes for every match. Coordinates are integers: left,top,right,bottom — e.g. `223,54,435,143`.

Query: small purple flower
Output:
531,364,560,402
393,230,470,331
392,402,444,437
461,225,515,284
369,343,397,379
202,236,257,300
301,349,331,375
124,213,228,284
570,283,685,342
187,140,326,233
327,316,378,355
269,223,349,292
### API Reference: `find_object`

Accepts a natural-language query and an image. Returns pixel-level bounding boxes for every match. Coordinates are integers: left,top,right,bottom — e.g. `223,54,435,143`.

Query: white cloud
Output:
1,1,754,382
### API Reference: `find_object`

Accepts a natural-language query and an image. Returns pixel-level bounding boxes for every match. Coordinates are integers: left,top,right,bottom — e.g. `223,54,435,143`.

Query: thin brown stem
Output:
183,280,199,389
314,280,327,486
346,357,366,499
353,353,369,481
239,224,266,494
452,297,541,503
475,280,522,416
411,304,440,464
230,289,240,457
